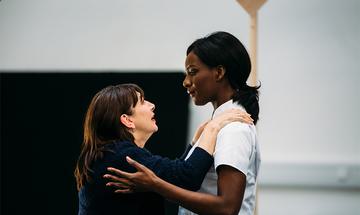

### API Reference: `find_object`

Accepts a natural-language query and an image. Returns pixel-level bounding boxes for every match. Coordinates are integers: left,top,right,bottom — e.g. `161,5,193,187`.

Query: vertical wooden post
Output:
236,1,267,215
248,11,258,86
236,0,266,86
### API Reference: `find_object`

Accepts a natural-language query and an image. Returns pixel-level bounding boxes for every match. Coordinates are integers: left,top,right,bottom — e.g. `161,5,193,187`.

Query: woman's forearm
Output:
153,177,231,215
197,123,220,155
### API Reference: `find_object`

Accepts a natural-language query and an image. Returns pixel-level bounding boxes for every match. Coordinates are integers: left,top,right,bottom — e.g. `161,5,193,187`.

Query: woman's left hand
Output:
104,156,158,194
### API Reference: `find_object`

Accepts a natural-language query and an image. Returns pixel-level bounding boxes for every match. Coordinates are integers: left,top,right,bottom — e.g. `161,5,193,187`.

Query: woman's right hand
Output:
197,109,253,155
206,108,253,132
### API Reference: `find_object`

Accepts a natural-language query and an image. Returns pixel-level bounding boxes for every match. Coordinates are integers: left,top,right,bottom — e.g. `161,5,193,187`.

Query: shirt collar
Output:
212,99,246,119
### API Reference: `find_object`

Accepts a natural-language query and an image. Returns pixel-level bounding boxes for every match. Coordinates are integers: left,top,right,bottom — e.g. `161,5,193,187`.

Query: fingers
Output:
106,156,145,178
240,113,253,124
228,109,253,124
126,156,147,172
106,181,131,189
107,167,133,179
115,189,134,194
213,108,254,125
232,109,251,117
103,174,134,186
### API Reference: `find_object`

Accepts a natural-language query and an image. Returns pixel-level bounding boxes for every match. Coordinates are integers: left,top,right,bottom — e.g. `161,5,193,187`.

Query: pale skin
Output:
104,50,254,215
119,92,158,148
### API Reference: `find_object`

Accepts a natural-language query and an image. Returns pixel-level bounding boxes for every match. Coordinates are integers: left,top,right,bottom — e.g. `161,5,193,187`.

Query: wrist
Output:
152,177,165,193
204,122,221,132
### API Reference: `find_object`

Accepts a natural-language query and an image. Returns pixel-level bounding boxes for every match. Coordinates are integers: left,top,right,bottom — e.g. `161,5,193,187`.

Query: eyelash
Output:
187,69,197,76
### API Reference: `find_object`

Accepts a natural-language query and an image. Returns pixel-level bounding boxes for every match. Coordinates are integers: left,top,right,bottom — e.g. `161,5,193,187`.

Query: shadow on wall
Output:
0,72,189,215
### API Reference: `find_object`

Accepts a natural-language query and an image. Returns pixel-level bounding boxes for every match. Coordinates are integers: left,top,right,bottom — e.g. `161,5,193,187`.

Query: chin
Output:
194,99,208,106
192,96,210,106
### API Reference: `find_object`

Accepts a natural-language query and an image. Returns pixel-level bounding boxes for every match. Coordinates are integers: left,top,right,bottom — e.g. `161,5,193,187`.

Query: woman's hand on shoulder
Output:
207,109,253,132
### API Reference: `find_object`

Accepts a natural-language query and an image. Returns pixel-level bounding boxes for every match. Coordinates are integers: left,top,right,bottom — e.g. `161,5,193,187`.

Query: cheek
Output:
194,76,215,97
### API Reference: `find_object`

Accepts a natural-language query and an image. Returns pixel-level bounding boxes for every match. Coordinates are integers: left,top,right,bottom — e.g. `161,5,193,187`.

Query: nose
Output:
148,101,155,111
183,75,191,89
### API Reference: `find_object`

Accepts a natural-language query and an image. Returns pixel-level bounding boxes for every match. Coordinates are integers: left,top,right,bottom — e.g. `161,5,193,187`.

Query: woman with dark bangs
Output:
74,83,252,215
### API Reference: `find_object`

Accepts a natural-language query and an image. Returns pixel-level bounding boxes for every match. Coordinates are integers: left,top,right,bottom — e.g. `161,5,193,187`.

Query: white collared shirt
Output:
179,100,261,215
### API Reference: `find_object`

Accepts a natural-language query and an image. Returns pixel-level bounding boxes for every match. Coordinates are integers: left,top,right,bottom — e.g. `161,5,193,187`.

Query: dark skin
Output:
181,51,246,214
106,158,246,215
214,166,246,214
105,51,248,215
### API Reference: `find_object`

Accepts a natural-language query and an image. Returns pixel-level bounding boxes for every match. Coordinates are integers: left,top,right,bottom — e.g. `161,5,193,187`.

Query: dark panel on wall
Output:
0,72,189,215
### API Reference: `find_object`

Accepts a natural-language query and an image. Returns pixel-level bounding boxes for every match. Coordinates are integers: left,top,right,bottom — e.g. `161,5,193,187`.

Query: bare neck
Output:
211,84,236,110
132,131,152,148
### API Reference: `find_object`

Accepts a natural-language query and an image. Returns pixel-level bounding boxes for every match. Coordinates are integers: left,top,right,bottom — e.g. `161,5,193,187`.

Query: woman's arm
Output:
156,165,246,215
106,109,252,191
107,157,246,215
196,109,252,155
119,144,213,191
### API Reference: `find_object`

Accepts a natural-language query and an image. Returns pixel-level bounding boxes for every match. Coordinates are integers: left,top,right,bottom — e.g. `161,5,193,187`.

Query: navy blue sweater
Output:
78,140,213,215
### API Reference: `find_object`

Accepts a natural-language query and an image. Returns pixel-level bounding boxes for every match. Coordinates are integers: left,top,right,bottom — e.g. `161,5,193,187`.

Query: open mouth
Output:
187,90,195,97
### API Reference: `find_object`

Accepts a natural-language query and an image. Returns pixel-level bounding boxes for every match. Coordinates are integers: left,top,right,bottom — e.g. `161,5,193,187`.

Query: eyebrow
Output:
185,65,198,73
186,65,195,70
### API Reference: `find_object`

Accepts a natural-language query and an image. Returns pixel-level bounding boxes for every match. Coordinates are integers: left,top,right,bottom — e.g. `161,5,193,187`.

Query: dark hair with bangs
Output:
187,31,260,124
74,83,144,190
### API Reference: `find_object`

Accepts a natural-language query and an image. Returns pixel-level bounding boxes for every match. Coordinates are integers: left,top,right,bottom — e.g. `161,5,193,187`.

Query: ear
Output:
214,65,226,82
120,114,135,129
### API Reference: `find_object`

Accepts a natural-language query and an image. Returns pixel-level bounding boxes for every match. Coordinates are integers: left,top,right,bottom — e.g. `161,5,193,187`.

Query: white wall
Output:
1,0,359,214
0,0,249,70
259,0,360,164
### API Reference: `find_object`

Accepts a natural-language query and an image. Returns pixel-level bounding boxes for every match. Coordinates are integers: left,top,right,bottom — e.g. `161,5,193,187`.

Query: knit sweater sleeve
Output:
179,144,193,160
125,146,213,191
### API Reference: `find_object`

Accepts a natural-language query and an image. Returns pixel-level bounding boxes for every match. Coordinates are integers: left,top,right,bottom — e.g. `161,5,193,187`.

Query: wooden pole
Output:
236,0,266,86
235,1,266,215
248,11,258,86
